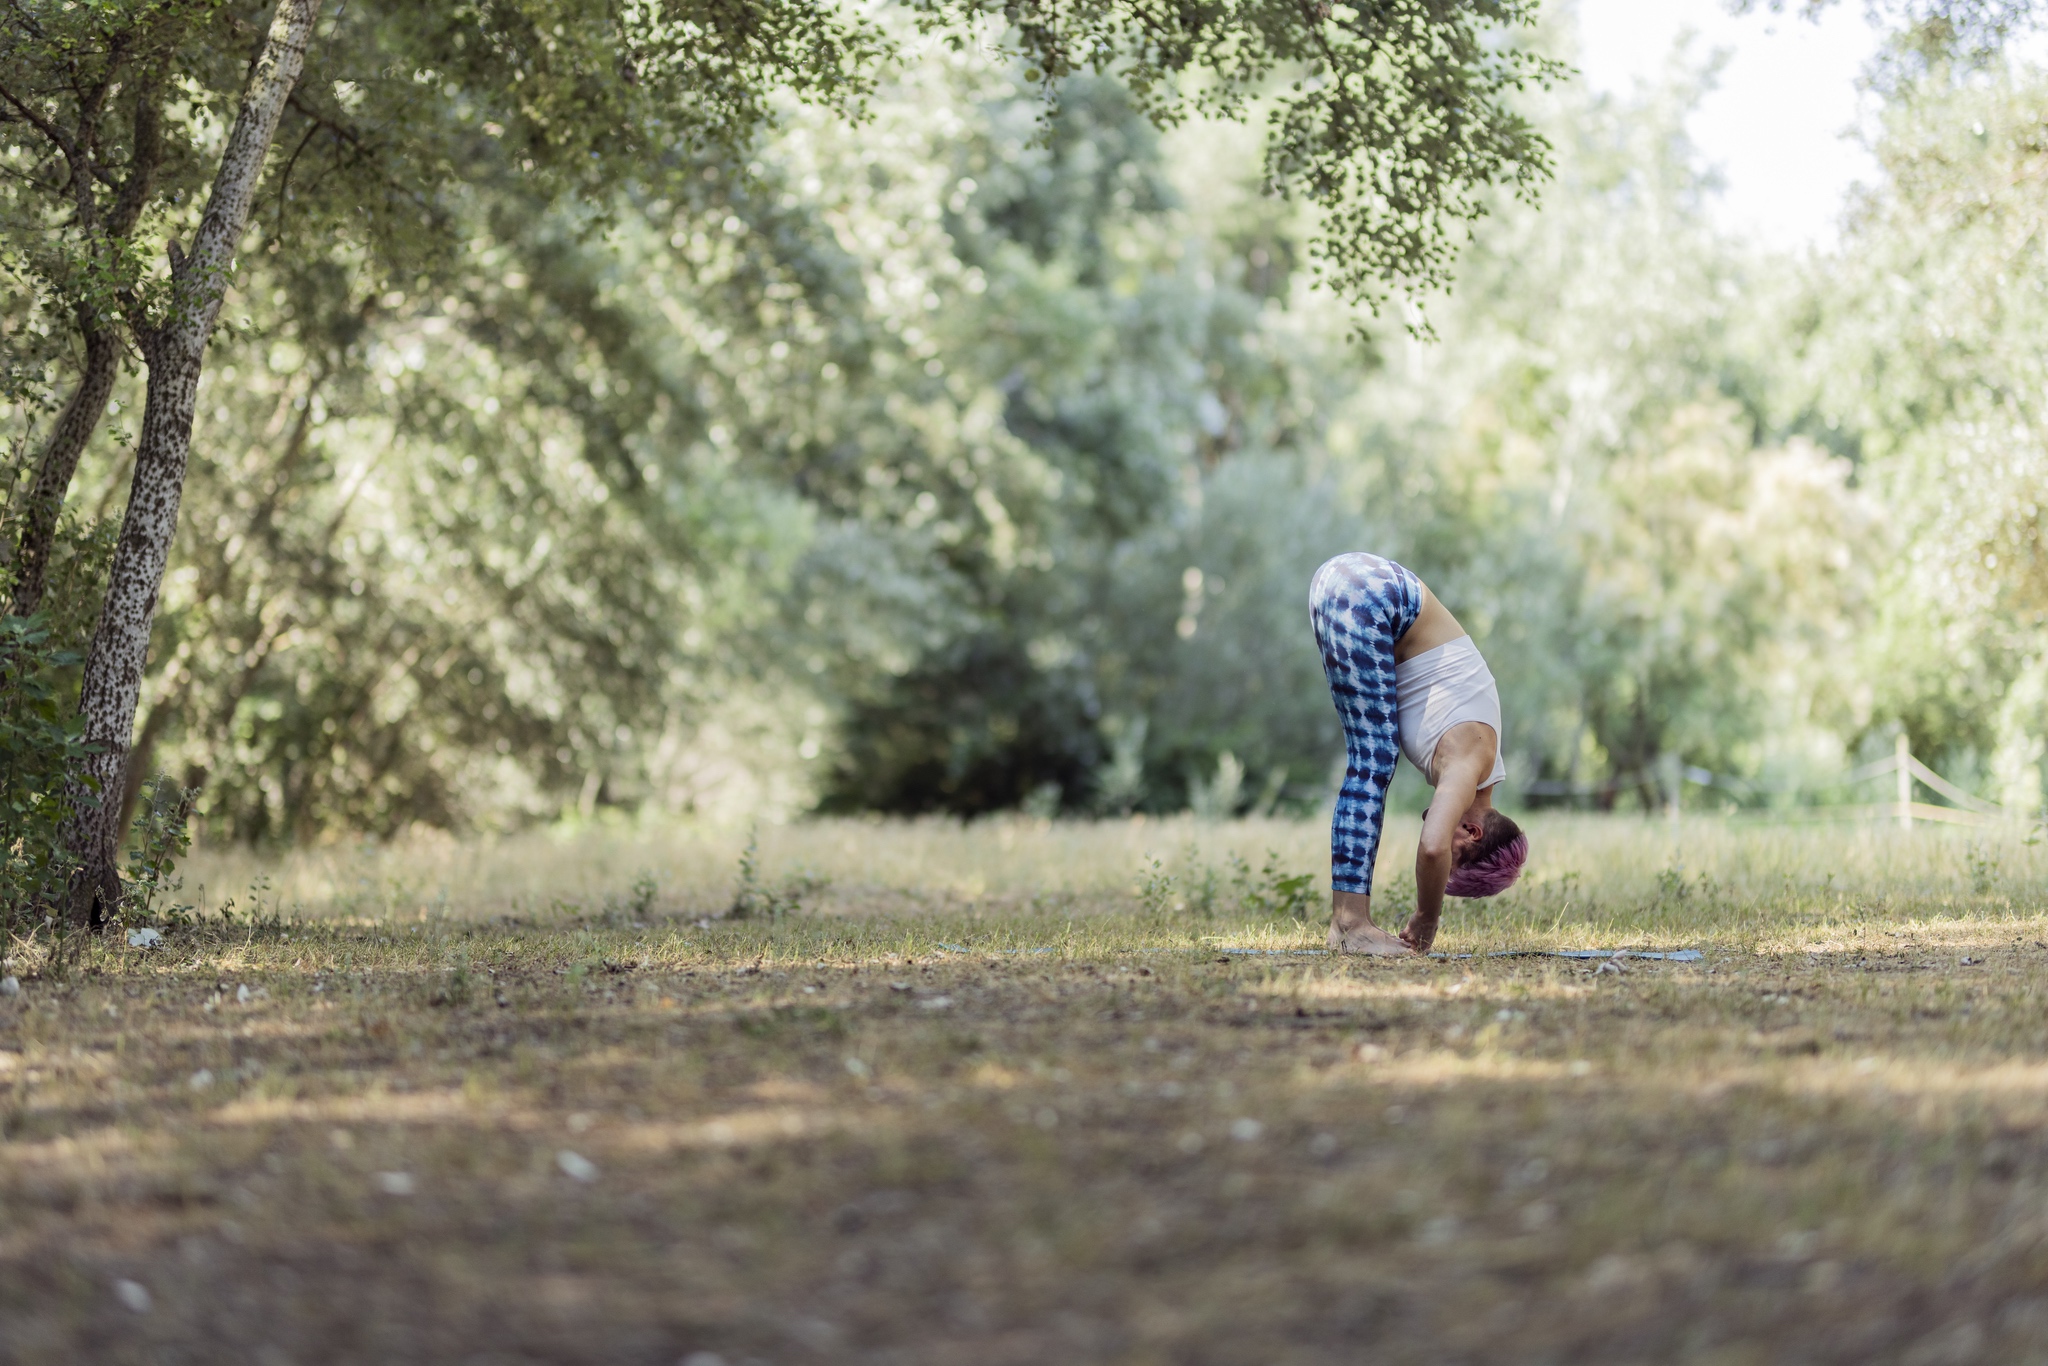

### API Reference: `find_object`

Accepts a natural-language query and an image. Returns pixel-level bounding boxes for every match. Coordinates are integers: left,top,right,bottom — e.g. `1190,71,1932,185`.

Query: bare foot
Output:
1328,919,1416,956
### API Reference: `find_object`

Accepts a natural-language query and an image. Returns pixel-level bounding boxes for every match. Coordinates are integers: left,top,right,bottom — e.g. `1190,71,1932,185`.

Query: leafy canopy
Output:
917,1,1562,307
1,0,1554,358
0,0,883,339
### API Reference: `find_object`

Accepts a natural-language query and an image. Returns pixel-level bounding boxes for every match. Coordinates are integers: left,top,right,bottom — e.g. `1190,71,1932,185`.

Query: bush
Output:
0,611,98,936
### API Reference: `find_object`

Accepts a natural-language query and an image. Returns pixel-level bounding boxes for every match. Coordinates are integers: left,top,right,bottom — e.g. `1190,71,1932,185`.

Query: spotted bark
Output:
9,328,120,617
63,0,323,927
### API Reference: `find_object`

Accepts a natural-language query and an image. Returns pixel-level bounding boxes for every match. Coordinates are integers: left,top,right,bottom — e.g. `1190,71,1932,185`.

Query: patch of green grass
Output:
4,816,2047,1362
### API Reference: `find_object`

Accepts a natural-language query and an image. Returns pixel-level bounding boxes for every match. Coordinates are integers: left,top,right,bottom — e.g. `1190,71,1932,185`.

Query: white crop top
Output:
1395,635,1507,790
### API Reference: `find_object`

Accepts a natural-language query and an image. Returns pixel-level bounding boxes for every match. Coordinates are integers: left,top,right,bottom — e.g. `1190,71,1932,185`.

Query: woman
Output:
1310,552,1528,956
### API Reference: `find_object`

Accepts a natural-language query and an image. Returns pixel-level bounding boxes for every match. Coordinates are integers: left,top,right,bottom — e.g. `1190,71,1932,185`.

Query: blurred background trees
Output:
7,1,2048,853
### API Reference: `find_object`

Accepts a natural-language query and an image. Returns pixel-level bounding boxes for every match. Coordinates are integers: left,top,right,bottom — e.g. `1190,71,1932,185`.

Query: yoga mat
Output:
931,944,1703,963
1217,947,1703,962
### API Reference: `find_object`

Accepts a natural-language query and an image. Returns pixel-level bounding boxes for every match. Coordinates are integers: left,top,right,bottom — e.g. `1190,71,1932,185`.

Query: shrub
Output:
0,611,98,936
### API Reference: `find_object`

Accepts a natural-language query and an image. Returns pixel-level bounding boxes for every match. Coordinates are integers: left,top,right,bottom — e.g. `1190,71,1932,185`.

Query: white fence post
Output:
1897,733,1913,830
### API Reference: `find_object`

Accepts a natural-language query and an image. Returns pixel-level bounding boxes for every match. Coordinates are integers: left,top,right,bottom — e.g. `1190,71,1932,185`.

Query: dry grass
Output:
5,814,2048,1364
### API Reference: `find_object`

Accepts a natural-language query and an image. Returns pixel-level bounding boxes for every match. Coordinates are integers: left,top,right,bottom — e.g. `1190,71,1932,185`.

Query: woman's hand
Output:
1399,907,1441,954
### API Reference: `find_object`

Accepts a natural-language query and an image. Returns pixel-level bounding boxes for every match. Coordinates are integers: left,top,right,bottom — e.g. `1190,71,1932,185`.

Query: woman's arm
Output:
1401,723,1496,952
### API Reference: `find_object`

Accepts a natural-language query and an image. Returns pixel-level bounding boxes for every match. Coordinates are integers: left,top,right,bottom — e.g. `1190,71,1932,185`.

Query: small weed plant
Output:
729,828,826,920
1233,850,1319,924
122,776,197,932
1145,849,1319,926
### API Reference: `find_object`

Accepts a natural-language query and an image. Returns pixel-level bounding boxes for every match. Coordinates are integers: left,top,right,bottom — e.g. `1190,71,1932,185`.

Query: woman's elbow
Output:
1418,836,1455,865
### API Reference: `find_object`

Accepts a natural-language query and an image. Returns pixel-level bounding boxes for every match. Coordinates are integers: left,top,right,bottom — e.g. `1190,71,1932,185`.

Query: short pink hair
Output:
1445,823,1528,899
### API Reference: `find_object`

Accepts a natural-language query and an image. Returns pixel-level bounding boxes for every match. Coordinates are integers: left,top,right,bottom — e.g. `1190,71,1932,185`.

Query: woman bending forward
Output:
1310,553,1529,956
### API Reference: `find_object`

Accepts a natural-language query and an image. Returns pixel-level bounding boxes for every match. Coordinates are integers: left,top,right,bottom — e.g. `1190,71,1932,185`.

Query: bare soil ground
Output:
4,816,2047,1365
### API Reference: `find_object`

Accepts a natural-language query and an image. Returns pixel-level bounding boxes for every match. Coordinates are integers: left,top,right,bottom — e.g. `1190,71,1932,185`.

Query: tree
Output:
798,69,1382,816
1295,48,1883,809
139,171,845,838
2,0,883,920
919,1,1563,310
1,0,1556,922
1790,64,2048,796
1740,1,2039,63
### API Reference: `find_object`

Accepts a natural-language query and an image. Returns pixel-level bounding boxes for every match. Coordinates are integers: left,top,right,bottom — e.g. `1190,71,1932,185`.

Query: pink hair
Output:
1444,832,1529,899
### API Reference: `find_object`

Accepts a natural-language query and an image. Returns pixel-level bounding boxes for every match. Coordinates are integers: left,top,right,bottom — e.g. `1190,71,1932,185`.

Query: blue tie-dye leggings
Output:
1310,553,1422,896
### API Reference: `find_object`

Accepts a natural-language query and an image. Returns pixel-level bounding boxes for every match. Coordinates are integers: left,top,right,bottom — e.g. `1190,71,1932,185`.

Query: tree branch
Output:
106,76,163,238
10,325,122,616
0,81,116,189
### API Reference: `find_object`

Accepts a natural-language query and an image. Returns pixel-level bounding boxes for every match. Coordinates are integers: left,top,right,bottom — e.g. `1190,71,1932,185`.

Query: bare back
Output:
1393,578,1496,787
1394,580,1469,663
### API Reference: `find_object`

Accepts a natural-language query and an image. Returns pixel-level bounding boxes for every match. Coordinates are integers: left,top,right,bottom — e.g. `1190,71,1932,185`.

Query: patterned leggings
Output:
1310,553,1422,896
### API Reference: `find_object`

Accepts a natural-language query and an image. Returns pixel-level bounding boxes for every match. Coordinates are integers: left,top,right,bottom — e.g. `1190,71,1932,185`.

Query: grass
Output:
5,812,2048,1363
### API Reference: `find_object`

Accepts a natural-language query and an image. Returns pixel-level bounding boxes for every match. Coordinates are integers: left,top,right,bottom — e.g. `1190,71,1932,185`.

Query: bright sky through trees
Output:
1574,0,1884,251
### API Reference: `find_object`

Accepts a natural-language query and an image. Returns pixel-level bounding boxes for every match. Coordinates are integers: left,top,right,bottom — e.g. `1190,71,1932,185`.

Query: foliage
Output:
1136,844,1316,923
0,493,113,929
0,0,1580,851
0,0,884,333
0,612,94,932
135,171,820,836
122,775,195,930
41,34,1874,825
1230,849,1318,924
1746,1,2041,66
15,5,2048,840
803,66,1392,816
1137,854,1176,918
729,826,820,919
1782,61,2048,810
916,0,1564,311
1277,55,1874,808
0,0,896,919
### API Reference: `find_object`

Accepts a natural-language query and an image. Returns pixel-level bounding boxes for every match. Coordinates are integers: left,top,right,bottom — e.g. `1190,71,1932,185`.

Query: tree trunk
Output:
62,0,322,928
10,328,123,618
11,79,167,617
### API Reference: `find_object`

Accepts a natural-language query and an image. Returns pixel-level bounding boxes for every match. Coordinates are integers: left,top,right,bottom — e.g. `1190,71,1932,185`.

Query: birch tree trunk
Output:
62,0,322,927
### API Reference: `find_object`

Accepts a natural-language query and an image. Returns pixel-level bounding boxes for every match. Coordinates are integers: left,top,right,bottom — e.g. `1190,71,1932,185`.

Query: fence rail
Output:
1522,733,2028,830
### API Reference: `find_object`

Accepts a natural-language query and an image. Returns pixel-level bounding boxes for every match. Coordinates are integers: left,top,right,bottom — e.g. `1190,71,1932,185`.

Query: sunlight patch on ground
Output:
614,1106,849,1152
210,1089,486,1128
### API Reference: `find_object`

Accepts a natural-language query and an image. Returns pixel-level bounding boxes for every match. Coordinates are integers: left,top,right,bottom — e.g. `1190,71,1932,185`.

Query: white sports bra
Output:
1395,635,1507,790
